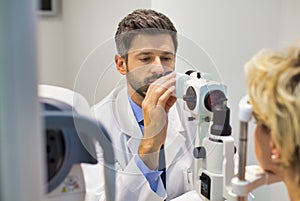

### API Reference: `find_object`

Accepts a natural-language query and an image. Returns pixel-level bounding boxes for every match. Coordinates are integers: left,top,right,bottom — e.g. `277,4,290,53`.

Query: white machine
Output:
39,73,280,201
39,85,115,201
176,71,281,201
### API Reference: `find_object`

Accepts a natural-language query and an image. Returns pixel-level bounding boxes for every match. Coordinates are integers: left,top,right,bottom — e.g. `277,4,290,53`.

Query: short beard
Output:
127,71,173,98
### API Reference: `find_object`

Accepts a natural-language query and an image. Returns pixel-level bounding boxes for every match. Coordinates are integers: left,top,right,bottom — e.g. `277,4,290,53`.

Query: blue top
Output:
128,97,163,192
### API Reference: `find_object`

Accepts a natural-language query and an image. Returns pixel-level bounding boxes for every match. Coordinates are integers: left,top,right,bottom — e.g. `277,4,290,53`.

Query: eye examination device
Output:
176,71,281,201
39,73,280,201
39,85,115,201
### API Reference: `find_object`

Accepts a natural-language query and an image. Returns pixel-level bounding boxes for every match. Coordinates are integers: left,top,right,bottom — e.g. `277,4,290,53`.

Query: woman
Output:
245,40,300,201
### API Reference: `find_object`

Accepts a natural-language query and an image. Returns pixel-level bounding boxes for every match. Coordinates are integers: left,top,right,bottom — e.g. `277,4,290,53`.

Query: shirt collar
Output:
128,96,143,123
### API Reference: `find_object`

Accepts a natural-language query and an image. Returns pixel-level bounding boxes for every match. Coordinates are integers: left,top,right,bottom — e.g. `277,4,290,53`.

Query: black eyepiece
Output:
204,90,226,112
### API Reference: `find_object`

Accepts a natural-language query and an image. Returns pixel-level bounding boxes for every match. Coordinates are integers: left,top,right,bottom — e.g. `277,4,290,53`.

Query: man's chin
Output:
136,89,147,98
134,84,149,98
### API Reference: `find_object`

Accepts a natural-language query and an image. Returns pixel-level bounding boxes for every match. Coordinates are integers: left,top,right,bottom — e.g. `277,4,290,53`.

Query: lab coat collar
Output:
114,85,143,140
128,96,143,124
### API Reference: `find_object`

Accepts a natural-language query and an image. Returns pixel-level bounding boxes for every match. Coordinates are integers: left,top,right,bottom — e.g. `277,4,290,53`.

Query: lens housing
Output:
204,90,226,111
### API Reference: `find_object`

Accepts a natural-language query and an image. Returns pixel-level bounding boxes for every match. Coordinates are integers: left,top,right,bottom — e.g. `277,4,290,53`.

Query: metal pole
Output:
237,121,248,201
238,122,248,180
0,1,45,201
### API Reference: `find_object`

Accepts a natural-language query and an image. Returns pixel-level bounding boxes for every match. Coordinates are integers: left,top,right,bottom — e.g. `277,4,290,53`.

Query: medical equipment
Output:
176,72,280,201
230,96,281,200
39,85,115,201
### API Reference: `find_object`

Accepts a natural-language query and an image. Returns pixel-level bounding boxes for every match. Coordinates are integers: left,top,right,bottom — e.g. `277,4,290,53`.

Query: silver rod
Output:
236,122,249,201
238,122,248,180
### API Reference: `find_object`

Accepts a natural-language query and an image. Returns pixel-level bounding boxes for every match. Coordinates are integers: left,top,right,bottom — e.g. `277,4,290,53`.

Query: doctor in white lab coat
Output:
92,84,199,201
90,9,202,201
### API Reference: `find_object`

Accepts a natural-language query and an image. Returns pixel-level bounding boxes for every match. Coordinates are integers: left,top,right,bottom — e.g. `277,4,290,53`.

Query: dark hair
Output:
114,9,178,57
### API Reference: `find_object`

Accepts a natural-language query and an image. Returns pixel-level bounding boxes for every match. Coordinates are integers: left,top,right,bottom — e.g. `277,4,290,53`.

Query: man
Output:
92,9,198,201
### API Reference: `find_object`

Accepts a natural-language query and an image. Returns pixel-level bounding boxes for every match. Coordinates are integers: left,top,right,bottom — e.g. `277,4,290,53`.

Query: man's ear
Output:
115,54,127,75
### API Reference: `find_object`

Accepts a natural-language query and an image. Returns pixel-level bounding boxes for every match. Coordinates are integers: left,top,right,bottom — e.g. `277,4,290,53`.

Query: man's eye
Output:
162,57,172,61
140,57,151,62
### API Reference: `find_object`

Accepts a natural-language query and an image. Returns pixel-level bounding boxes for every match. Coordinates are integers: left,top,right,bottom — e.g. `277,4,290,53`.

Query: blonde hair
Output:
245,40,300,185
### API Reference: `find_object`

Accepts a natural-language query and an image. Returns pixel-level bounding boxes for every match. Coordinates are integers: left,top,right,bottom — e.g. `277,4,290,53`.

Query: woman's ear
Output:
270,139,281,162
115,54,127,75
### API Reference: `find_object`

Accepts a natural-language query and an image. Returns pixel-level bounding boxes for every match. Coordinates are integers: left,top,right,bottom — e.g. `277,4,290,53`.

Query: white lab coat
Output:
90,84,199,201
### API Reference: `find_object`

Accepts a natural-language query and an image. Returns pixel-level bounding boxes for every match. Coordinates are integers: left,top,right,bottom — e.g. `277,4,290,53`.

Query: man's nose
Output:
150,57,164,74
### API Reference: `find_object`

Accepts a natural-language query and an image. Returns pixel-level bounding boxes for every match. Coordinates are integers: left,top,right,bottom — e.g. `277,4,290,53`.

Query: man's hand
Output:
138,72,177,170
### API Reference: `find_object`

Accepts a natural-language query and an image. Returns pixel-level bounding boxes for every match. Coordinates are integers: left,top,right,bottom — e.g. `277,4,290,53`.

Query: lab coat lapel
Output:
114,86,143,155
114,86,187,167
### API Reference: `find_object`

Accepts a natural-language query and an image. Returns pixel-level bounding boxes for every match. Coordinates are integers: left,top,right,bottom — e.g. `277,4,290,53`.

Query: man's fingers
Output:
145,72,176,104
156,85,176,108
153,71,176,85
165,95,177,112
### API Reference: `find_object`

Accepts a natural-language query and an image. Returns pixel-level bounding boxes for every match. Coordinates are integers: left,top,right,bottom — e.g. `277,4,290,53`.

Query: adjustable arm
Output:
228,96,281,200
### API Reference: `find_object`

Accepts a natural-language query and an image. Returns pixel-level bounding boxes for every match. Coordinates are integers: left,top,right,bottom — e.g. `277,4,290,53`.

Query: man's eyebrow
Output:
136,51,174,56
162,51,175,55
133,51,175,57
135,51,153,56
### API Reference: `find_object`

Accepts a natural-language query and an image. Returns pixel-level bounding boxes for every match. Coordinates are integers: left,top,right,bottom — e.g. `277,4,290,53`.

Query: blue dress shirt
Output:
128,97,163,192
